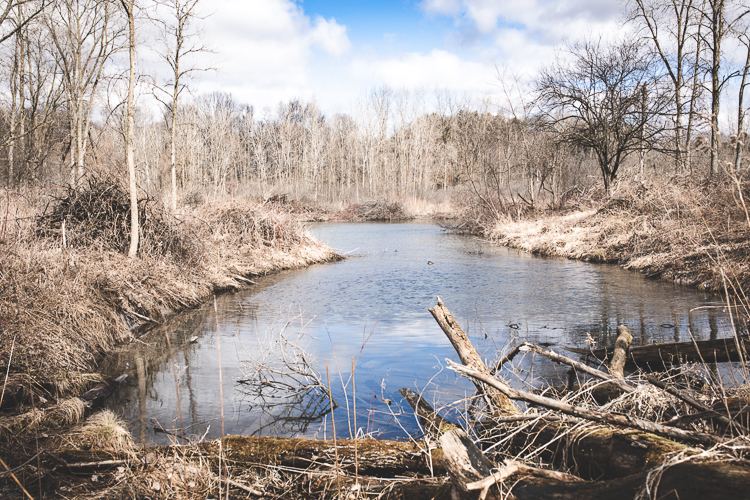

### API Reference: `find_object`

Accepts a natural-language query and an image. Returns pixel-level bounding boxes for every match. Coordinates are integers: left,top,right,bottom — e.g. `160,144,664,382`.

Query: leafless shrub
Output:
355,199,410,221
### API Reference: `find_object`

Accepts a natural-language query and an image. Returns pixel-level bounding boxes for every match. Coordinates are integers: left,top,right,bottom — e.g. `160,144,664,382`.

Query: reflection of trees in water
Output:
236,316,334,436
239,390,333,437
102,305,217,443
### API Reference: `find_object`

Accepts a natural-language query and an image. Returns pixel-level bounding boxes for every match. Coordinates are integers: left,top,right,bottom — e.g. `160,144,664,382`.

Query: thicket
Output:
0,0,748,223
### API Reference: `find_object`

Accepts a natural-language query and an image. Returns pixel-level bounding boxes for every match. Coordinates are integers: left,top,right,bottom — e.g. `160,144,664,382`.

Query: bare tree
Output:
536,37,668,195
628,0,704,172
48,0,121,185
700,0,750,175
152,0,210,212
0,0,46,45
120,0,137,258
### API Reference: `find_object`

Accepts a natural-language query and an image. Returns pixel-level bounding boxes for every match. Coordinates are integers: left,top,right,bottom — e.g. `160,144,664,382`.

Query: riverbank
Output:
476,178,750,296
0,177,340,414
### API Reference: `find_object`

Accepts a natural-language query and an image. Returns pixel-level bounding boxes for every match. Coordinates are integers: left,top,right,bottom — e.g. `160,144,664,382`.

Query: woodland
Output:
1,0,750,499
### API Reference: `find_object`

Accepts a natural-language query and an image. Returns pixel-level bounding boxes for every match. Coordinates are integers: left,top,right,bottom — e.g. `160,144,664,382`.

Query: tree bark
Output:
609,325,632,378
565,336,750,368
429,297,517,414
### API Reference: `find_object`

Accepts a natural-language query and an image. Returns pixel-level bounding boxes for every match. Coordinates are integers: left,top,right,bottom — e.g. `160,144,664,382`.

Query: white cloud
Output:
194,0,350,109
351,49,497,95
421,0,622,42
310,16,351,57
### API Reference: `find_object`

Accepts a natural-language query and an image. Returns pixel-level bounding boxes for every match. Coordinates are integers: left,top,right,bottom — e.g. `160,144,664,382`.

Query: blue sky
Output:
184,0,624,115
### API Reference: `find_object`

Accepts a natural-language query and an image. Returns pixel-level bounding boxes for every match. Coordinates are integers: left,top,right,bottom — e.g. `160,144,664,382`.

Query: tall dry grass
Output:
480,177,750,293
0,176,340,404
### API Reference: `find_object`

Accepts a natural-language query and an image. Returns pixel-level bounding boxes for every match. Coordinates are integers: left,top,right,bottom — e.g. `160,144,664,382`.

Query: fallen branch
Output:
519,343,635,393
564,336,750,368
429,298,517,414
446,359,724,446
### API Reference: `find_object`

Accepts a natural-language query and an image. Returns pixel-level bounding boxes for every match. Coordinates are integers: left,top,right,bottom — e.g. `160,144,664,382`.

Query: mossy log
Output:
221,435,444,477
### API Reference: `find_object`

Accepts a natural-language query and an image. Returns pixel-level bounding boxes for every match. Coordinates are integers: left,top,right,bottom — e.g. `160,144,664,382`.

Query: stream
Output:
103,222,729,445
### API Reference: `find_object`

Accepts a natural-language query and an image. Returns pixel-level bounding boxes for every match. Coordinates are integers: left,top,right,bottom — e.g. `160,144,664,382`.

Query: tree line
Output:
1,0,749,226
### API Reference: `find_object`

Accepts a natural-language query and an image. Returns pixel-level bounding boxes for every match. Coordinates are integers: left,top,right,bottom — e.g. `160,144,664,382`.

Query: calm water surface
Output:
104,222,729,444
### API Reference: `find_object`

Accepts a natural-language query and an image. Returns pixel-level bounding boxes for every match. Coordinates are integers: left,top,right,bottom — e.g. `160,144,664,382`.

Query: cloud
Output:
310,16,351,57
351,49,498,95
420,0,622,42
194,0,350,109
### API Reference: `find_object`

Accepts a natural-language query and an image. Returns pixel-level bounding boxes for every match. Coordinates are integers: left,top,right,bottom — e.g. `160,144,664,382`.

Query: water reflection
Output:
104,222,729,444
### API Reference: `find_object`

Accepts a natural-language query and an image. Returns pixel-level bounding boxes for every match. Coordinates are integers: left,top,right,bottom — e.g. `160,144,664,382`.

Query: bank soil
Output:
480,178,750,295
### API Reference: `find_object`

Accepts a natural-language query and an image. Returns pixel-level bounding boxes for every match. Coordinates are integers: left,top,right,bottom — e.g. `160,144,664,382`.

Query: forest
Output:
1,0,749,216
2,0,750,499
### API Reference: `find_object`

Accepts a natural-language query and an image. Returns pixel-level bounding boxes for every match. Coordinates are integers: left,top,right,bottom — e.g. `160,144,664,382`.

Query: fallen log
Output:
477,461,750,500
397,388,455,437
565,336,750,369
220,436,444,478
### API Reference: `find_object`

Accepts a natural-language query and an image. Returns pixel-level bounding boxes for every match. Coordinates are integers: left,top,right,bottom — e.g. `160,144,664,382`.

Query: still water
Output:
104,222,728,445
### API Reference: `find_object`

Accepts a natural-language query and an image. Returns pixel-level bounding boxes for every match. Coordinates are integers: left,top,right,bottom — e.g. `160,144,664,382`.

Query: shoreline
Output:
477,180,750,297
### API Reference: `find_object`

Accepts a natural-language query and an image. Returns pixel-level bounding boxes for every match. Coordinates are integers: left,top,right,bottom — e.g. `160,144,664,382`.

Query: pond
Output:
103,222,729,445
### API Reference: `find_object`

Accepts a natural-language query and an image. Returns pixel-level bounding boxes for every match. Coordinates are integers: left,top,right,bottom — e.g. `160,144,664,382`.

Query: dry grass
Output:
482,178,750,292
0,178,340,398
0,397,87,438
70,410,135,455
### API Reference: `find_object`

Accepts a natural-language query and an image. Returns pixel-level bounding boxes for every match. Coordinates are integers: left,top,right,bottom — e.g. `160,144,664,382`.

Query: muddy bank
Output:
478,179,750,295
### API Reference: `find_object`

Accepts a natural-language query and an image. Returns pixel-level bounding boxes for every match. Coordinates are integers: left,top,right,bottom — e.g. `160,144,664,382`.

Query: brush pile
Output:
355,199,410,221
35,174,200,263
414,299,750,500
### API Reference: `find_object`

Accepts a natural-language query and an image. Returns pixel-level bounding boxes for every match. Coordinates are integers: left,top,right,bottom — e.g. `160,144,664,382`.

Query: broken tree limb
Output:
609,325,632,378
447,360,724,447
439,428,496,500
397,388,456,437
429,297,517,414
564,336,750,369
519,343,635,393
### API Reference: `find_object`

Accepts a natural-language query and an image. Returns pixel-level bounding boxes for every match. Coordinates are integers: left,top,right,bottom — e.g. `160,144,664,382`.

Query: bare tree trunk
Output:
709,0,725,177
123,0,138,258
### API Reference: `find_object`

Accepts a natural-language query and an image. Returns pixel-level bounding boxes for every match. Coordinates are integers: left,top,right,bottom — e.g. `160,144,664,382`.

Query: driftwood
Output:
608,325,632,378
565,336,750,369
429,298,517,414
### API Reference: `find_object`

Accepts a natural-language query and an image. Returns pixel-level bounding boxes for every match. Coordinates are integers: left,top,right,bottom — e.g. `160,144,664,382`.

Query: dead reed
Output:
481,177,750,294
